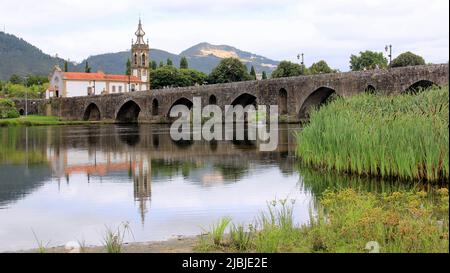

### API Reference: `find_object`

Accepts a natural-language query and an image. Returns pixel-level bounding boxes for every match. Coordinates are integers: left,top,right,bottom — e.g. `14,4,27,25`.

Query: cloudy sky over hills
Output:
1,0,448,71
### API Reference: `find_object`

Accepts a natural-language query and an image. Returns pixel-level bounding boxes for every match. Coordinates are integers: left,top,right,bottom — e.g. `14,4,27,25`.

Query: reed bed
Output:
296,86,449,182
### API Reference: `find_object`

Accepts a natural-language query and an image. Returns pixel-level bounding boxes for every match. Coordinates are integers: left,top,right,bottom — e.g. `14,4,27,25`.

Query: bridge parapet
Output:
14,64,448,123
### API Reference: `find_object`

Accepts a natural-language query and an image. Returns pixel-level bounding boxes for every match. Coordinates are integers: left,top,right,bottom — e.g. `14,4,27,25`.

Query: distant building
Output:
46,20,150,99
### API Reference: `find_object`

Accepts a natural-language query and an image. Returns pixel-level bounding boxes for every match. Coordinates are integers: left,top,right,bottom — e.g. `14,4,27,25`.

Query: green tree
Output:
25,75,48,87
151,60,157,70
125,59,131,75
64,61,68,72
391,51,426,68
9,74,23,84
180,57,189,69
208,58,251,84
85,61,91,73
249,66,257,80
150,66,207,89
159,61,164,68
262,71,267,80
271,61,305,78
309,60,335,74
350,51,388,71
166,58,173,66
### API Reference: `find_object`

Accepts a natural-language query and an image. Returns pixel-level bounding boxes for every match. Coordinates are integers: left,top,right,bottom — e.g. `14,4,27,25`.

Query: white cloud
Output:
0,0,448,71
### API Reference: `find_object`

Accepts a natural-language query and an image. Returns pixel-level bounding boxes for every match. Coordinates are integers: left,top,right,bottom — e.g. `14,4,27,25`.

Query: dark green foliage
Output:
180,57,189,69
309,60,336,74
0,98,20,119
250,66,257,80
159,61,164,68
391,51,426,68
84,61,91,73
151,60,157,70
9,74,23,84
262,71,267,80
166,58,173,66
350,51,388,71
125,59,131,75
271,61,305,78
208,58,251,84
25,75,48,87
64,61,68,72
150,66,207,89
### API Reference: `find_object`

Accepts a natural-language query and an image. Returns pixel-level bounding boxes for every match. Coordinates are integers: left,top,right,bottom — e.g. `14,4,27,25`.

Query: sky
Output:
0,0,448,71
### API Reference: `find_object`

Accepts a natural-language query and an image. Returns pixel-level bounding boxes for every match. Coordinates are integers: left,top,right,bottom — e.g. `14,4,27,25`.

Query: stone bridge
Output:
20,64,449,123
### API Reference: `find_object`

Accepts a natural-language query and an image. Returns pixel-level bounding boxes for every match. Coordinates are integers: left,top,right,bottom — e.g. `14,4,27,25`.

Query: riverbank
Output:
196,188,449,253
296,86,449,182
13,188,449,253
0,115,105,126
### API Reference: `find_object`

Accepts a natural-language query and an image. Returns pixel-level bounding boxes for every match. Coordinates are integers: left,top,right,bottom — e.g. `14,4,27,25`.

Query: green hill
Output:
0,32,65,80
0,32,279,80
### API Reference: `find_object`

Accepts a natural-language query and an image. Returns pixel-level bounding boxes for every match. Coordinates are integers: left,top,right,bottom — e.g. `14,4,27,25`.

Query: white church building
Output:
46,20,150,99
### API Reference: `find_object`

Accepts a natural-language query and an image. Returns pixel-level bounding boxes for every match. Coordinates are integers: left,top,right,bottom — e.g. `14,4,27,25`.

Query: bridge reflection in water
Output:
0,124,423,251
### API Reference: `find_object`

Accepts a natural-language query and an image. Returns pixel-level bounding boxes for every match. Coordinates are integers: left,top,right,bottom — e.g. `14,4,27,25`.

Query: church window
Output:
112,86,116,93
119,86,122,93
141,54,146,66
134,54,138,65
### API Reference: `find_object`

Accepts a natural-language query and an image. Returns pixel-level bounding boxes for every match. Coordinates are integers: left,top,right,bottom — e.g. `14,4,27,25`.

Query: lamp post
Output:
297,53,304,74
385,44,392,66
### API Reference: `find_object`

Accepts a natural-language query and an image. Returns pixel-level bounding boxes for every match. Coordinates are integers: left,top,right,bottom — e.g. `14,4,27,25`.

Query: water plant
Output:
209,217,232,246
229,224,252,251
102,222,134,253
296,86,449,182
197,188,449,253
31,229,50,253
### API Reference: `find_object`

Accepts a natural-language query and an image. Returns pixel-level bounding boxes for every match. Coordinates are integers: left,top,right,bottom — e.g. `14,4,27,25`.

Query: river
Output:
0,124,411,252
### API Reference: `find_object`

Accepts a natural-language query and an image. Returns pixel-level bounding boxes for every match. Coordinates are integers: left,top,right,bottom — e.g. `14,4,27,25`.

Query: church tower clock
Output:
131,19,150,90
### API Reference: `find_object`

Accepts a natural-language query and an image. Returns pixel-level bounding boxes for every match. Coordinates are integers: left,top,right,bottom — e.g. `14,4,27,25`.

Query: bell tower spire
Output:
131,19,150,90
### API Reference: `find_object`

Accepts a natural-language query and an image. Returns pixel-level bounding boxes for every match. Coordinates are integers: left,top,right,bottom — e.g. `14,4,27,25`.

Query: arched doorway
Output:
167,97,193,117
278,88,288,115
83,103,101,121
298,87,337,120
405,80,435,93
116,100,141,123
152,99,159,116
19,109,25,116
209,95,217,105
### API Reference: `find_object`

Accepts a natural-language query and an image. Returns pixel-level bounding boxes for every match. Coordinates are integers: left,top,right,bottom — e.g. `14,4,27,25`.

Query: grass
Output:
32,229,50,254
209,217,232,246
296,86,449,182
102,222,134,253
0,115,91,126
196,188,449,253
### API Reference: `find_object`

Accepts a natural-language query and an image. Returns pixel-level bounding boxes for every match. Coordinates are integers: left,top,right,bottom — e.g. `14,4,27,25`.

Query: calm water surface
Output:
0,124,407,251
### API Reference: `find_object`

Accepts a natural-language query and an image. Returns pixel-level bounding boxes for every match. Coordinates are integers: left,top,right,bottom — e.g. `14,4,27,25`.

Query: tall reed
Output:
296,86,449,182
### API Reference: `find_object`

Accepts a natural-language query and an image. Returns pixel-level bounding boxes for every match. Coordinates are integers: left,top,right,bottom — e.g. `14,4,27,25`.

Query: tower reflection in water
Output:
46,125,153,225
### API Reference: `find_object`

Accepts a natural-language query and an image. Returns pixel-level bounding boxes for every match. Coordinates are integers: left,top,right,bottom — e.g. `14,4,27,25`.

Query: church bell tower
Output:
131,19,150,90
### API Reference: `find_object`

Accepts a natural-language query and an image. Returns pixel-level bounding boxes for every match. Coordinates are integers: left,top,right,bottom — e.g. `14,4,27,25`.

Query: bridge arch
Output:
209,94,217,105
152,98,159,116
298,87,337,120
167,97,193,117
116,100,141,123
83,103,101,121
278,88,288,115
230,93,257,107
365,84,376,93
404,80,435,93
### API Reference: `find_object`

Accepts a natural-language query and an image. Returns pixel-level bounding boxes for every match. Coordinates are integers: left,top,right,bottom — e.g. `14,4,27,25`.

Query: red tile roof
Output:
63,72,142,82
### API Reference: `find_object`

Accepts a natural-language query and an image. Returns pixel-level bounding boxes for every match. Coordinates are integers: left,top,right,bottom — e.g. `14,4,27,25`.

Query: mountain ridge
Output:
0,32,279,80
